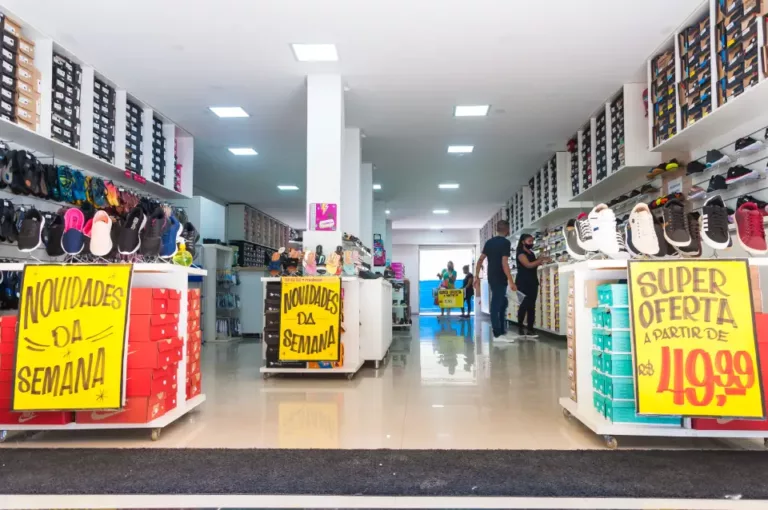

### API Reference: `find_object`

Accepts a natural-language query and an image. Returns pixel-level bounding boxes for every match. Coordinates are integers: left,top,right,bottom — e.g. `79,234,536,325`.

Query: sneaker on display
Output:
160,215,182,258
686,160,707,175
662,199,692,247
624,223,640,258
646,163,666,179
706,149,731,168
180,222,199,258
45,213,65,257
687,185,706,200
678,212,702,258
565,219,587,260
17,208,45,252
725,165,761,184
651,216,670,258
700,195,731,250
118,206,147,255
735,202,768,255
629,203,659,255
140,207,165,257
738,195,768,216
735,136,764,156
575,212,597,252
665,159,681,170
90,210,113,257
61,207,85,256
706,174,728,194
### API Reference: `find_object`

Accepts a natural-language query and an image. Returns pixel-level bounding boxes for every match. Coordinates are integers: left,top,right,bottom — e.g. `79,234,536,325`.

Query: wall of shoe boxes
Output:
0,8,194,198
226,203,294,268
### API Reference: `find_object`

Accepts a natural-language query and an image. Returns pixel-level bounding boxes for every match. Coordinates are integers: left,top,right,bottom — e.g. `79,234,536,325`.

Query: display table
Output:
559,259,768,449
359,278,393,368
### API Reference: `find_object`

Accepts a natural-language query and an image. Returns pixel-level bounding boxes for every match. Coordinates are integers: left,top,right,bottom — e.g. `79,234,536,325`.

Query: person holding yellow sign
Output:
437,261,458,317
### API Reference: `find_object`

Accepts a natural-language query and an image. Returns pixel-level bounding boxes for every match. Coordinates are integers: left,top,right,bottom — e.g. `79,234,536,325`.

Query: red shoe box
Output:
128,337,183,369
188,306,200,322
0,355,12,371
0,316,16,343
0,410,73,425
75,393,167,424
126,368,171,398
187,319,200,334
0,340,15,355
129,314,179,343
0,379,10,399
130,288,180,316
186,381,201,400
188,348,200,363
187,360,200,376
188,288,201,300
167,299,180,314
187,332,201,356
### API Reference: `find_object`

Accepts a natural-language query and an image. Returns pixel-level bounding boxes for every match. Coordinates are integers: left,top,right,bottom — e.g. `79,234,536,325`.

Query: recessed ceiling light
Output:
291,43,338,62
228,148,257,156
430,226,443,230
432,404,445,408
433,209,449,214
373,184,382,190
439,183,460,189
447,145,474,154
454,105,490,117
277,185,299,191
385,210,390,214
209,107,249,118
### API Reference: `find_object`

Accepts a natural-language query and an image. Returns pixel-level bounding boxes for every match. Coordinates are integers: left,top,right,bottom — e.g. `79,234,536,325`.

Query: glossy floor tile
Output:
1,315,764,449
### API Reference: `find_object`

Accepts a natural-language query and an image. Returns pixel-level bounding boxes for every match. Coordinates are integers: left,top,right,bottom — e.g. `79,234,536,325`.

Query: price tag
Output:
629,260,765,418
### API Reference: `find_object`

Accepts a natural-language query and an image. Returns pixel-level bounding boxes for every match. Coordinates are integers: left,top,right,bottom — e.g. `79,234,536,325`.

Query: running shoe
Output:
17,208,45,252
735,202,768,255
575,212,596,252
700,195,731,250
706,149,731,168
725,165,761,184
735,136,763,156
629,203,659,255
662,199,691,247
564,219,587,260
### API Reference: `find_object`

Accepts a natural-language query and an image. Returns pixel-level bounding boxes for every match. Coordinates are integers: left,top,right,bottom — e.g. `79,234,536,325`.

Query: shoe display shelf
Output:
559,259,768,449
525,152,592,232
392,278,412,330
226,203,291,251
201,244,240,344
650,1,768,153
0,7,194,199
506,263,568,336
679,10,713,130
0,263,207,442
479,207,504,246
259,276,364,379
580,120,593,192
568,134,581,197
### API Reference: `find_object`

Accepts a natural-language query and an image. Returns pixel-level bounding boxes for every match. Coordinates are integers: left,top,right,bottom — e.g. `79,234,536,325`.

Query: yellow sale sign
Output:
438,289,463,308
628,260,764,418
13,264,133,411
279,277,341,361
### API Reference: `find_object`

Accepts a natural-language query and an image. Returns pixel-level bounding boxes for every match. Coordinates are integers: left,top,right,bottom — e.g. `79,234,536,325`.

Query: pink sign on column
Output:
309,203,338,231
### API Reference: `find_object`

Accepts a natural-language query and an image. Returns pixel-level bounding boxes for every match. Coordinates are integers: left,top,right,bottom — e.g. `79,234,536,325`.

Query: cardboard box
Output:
187,318,199,333
126,370,170,398
127,340,182,369
129,314,179,343
16,65,39,87
17,36,33,58
187,360,200,376
75,394,166,424
186,382,201,400
0,410,72,425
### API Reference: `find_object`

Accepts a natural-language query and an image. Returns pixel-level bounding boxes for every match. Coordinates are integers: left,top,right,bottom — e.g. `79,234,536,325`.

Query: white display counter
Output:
359,278,393,368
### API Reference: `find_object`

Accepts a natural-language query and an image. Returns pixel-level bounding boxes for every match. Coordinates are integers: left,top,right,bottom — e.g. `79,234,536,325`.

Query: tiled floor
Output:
1,315,763,449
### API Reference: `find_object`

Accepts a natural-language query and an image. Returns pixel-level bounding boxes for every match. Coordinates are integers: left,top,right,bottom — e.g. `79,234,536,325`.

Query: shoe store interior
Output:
3,1,768,509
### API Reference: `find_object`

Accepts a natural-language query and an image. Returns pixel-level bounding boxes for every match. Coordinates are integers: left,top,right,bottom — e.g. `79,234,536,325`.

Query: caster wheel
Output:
0,430,7,443
604,435,618,450
347,373,355,380
562,408,572,419
151,428,161,441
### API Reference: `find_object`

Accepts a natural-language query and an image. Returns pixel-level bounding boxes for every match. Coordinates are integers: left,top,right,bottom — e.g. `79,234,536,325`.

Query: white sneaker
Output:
90,210,113,257
494,333,517,343
575,212,597,252
590,204,620,255
629,203,660,256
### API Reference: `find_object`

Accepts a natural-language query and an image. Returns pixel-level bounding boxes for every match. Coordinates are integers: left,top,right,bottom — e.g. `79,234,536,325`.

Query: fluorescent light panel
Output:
439,183,460,189
433,209,449,214
447,145,473,154
277,185,299,191
385,210,390,214
373,184,382,190
209,107,249,118
454,105,490,117
291,43,338,62
228,148,257,156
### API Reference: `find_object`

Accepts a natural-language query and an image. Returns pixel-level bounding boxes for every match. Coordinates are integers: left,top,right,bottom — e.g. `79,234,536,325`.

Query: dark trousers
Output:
517,284,538,331
489,282,508,337
462,294,473,315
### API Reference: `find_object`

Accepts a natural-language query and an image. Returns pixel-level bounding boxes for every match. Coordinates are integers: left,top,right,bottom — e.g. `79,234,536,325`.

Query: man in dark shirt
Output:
474,220,517,340
460,265,474,318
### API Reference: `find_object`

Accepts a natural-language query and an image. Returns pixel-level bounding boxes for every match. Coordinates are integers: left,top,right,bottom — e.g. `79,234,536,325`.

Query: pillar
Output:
372,200,387,272
341,127,361,237
360,162,373,249
385,219,393,265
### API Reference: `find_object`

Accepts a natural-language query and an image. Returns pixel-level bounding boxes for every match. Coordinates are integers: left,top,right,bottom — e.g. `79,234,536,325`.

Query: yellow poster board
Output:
628,260,765,418
279,277,341,361
13,264,133,411
438,289,463,308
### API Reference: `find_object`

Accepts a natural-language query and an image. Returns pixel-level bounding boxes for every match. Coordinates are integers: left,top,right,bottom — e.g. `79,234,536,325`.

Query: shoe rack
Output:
0,7,195,199
506,264,568,336
525,153,592,231
226,203,292,251
201,244,240,344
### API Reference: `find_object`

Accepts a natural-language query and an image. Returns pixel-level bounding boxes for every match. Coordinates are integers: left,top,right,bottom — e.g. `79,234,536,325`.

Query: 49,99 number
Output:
656,347,757,407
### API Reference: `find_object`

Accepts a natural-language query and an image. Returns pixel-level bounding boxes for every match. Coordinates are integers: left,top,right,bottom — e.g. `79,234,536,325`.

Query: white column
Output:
304,74,344,253
359,162,373,249
341,127,361,236
372,201,387,272
385,219,393,265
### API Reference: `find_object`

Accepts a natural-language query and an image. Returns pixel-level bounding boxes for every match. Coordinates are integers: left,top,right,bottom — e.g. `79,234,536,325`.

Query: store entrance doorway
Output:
418,246,475,315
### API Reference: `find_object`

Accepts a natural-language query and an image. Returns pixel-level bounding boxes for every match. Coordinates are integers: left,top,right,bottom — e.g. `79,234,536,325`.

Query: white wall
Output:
392,228,479,245
174,196,226,242
392,244,420,313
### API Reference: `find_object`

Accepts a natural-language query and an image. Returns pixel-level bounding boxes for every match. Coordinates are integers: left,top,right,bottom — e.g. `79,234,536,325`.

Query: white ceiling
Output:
5,0,704,229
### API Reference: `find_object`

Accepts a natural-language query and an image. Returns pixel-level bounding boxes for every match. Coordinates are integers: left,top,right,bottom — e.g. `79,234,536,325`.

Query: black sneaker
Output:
725,165,760,184
735,136,763,155
17,208,45,252
706,174,727,193
639,184,659,194
662,199,691,247
140,207,165,257
624,223,639,257
706,149,731,168
564,219,586,260
686,160,707,175
678,212,702,257
651,216,668,258
44,213,65,256
118,206,147,255
180,222,199,257
701,195,731,250
738,195,768,215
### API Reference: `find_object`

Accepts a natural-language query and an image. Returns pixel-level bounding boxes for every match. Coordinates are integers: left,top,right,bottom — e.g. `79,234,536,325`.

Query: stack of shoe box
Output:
651,49,676,146
1,16,41,131
92,78,115,163
540,164,548,216
610,95,625,170
151,116,165,184
679,14,712,129
549,156,558,209
716,0,763,104
51,53,81,148
174,138,182,192
77,288,182,424
553,269,560,332
528,177,535,220
595,111,607,182
0,316,73,425
186,288,202,400
581,124,592,190
125,100,143,174
568,137,579,196
0,15,20,123
567,277,577,402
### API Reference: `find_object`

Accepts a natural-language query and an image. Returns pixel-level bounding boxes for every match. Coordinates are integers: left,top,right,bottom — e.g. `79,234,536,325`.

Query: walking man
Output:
475,220,517,342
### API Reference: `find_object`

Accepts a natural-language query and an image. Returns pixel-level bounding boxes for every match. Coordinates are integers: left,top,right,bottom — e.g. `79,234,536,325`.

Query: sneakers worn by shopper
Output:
725,165,761,184
61,207,85,255
700,195,731,250
686,160,707,175
706,149,731,168
17,208,45,252
677,212,702,257
688,185,706,201
735,202,768,255
629,203,660,255
707,174,728,193
159,215,182,258
735,136,764,155
90,210,113,257
45,213,65,257
564,219,587,260
118,206,147,255
662,199,692,247
140,207,165,257
575,212,597,252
